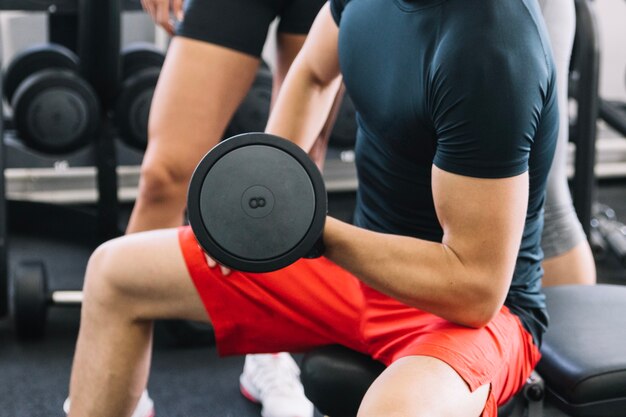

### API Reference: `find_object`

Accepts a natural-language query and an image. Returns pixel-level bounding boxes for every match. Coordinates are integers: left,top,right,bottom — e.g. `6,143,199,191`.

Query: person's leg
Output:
68,226,366,417
126,37,260,233
359,296,541,417
542,241,596,285
68,229,209,417
538,0,596,286
358,356,490,417
127,0,285,233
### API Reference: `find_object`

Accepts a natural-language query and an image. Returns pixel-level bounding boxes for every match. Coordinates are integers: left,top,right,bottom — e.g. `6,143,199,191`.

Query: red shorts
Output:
179,226,541,417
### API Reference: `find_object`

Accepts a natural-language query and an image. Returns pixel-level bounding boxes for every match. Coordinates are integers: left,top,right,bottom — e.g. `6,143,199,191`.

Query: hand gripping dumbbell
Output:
3,43,100,154
187,132,327,272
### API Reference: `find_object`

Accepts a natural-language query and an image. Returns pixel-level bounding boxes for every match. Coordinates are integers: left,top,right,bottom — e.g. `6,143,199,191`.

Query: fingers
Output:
156,0,174,35
204,253,217,268
141,0,175,35
141,0,155,18
172,0,184,22
203,254,232,276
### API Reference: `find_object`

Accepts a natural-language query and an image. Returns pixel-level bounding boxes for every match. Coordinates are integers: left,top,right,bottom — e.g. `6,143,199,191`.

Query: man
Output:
67,0,557,415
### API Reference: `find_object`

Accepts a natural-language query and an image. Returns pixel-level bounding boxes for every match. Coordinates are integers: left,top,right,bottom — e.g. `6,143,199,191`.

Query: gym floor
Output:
0,183,624,417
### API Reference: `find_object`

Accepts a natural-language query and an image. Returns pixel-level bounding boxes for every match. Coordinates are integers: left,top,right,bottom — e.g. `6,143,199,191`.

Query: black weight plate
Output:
188,133,327,272
115,67,160,150
12,69,101,155
4,43,79,104
201,145,314,260
12,260,48,340
121,42,165,79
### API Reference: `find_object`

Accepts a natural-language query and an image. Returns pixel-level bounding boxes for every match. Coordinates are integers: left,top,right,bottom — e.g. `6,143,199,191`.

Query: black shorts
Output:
176,0,326,57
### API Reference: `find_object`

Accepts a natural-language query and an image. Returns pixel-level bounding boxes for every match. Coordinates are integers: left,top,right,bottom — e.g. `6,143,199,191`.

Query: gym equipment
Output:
0,1,143,13
3,44,78,104
599,100,626,137
0,63,6,318
567,0,599,236
12,261,47,339
12,260,80,339
6,201,104,339
115,43,166,150
1,0,125,332
589,217,608,260
593,206,626,266
12,260,82,339
120,42,166,78
187,133,327,273
3,43,100,154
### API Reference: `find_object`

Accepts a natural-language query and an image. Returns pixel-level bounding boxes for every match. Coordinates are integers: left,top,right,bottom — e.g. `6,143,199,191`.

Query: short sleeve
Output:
429,33,555,179
330,0,348,25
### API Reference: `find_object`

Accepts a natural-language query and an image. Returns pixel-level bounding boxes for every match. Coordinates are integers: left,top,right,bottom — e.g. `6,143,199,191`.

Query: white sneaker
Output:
240,353,314,417
63,389,155,417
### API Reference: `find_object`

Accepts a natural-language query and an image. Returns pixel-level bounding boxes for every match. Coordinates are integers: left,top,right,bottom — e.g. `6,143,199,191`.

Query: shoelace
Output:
247,354,304,399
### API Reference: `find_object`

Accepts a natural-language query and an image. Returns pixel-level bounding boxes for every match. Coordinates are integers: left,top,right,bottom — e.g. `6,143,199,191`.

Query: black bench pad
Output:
537,285,626,416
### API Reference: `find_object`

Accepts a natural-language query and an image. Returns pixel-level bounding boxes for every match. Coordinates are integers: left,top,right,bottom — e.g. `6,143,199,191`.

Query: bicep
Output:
432,165,528,299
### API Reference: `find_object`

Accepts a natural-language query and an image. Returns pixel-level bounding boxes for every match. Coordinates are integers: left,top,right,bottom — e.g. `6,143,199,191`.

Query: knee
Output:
137,155,190,203
82,240,136,316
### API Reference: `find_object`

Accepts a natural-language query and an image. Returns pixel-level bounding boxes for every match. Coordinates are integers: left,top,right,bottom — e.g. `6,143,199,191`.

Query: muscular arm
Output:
266,3,531,328
324,167,528,328
265,4,343,151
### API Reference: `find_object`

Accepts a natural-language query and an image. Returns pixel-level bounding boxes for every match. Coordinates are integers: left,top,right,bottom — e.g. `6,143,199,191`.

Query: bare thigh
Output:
144,36,261,181
358,356,490,417
86,228,209,323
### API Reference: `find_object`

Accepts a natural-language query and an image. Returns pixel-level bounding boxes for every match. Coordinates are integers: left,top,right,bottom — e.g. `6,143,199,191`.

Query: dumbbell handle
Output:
50,290,83,305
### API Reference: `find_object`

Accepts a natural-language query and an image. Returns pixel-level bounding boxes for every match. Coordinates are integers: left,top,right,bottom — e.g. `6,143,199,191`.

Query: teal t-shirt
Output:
331,0,559,345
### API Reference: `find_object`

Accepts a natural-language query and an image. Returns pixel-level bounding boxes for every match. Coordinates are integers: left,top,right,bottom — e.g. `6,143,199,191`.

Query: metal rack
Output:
0,0,127,319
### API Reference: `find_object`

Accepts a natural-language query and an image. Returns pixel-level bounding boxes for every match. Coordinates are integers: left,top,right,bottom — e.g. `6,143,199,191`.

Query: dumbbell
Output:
187,132,327,272
3,43,100,154
115,43,166,150
11,260,82,340
595,219,626,267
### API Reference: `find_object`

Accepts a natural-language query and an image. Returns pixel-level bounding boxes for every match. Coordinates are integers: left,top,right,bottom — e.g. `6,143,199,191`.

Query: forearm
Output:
264,3,342,151
265,63,342,152
323,217,508,327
